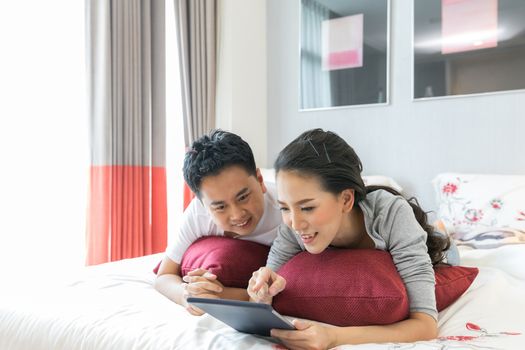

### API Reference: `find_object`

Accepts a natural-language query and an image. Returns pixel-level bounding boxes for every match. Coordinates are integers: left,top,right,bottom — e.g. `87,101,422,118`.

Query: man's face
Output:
199,166,267,236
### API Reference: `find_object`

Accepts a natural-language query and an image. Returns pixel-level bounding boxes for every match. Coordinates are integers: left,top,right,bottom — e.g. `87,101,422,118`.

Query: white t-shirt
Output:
166,182,282,264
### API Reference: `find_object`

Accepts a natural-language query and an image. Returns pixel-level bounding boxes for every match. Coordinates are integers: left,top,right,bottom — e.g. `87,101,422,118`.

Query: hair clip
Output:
323,143,331,163
307,139,320,156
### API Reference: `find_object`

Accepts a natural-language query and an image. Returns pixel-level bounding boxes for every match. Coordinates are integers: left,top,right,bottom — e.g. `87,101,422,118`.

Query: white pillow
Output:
433,173,525,248
362,175,403,193
260,168,403,192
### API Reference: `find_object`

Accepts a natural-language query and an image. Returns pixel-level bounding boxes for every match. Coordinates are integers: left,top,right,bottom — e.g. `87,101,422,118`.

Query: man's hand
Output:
181,268,224,315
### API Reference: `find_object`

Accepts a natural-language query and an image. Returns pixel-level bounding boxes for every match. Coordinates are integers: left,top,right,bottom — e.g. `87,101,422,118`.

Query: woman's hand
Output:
271,312,437,347
247,267,286,304
181,268,224,315
271,319,335,350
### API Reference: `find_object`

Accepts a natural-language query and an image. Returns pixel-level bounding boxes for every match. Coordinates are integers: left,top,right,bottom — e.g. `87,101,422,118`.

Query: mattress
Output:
1,246,524,349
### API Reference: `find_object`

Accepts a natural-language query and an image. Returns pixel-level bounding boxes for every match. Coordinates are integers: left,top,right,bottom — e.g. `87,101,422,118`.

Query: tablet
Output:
187,297,295,337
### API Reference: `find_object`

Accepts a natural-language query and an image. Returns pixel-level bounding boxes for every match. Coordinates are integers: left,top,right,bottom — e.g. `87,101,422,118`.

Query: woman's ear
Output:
341,189,355,212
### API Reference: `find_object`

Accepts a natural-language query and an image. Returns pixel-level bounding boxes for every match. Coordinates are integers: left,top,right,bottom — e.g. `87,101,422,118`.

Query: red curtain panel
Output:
86,0,167,265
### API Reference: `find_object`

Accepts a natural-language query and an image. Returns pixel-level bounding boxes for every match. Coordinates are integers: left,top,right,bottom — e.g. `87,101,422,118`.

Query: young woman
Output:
248,129,456,348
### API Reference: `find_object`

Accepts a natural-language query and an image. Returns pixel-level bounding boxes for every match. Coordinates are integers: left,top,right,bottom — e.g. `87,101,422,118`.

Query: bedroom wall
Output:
216,0,267,167
265,0,525,213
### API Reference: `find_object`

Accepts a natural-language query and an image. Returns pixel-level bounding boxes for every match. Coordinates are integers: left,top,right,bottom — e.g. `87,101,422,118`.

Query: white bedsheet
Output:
1,246,524,350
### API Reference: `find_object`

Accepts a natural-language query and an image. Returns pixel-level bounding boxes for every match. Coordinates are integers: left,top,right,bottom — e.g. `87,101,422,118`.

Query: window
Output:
0,0,87,284
0,0,185,285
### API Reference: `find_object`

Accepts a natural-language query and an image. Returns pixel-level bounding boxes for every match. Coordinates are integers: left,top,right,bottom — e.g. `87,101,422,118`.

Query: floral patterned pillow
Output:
433,173,525,248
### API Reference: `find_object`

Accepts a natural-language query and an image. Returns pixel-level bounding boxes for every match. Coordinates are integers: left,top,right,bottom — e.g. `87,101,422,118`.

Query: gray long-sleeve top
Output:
266,189,437,320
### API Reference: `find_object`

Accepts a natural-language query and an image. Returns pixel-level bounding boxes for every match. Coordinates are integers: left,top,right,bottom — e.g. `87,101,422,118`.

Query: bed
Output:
1,245,524,349
2,173,524,349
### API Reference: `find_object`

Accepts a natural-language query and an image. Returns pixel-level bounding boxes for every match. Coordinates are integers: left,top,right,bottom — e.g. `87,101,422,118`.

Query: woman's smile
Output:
298,231,318,244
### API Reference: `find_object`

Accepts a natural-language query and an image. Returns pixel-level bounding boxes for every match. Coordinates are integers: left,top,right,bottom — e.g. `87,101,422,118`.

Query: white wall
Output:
216,0,268,167
266,0,525,213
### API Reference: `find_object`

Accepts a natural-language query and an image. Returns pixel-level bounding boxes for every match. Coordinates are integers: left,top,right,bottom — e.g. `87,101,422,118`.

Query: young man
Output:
154,130,281,315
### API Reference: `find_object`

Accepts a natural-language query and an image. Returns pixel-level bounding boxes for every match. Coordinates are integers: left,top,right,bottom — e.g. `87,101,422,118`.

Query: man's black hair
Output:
183,129,257,198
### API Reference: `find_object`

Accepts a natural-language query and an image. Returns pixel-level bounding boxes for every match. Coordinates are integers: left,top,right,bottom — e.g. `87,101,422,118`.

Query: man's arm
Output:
154,256,250,315
154,256,197,311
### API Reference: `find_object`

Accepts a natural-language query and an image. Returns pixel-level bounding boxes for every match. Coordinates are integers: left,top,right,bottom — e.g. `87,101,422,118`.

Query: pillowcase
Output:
272,249,478,326
434,264,479,311
362,175,403,193
433,173,525,248
273,249,409,326
154,236,270,288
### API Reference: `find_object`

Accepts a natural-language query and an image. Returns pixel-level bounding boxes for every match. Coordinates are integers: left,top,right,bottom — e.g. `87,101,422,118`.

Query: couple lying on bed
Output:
154,128,459,348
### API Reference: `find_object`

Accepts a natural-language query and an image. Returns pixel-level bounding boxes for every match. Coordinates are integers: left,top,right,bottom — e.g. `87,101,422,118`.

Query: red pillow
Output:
154,236,270,288
272,249,478,327
273,249,409,326
434,264,478,311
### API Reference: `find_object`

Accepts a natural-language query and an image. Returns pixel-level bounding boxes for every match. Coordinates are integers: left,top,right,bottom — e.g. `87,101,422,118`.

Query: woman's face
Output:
276,170,353,254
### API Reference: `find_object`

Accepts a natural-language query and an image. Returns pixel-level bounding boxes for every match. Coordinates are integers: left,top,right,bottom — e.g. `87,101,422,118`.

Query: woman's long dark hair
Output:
274,129,450,265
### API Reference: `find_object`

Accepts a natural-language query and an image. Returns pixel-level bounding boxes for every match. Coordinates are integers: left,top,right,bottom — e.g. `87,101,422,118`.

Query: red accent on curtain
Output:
86,165,167,265
182,146,195,211
183,182,195,211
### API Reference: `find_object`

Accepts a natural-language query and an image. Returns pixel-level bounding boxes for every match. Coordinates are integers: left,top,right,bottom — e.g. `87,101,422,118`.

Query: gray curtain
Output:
86,0,167,265
87,0,166,167
174,0,216,147
300,0,331,109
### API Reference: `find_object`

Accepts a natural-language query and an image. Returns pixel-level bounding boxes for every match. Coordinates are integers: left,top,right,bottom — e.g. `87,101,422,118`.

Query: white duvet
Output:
1,246,524,350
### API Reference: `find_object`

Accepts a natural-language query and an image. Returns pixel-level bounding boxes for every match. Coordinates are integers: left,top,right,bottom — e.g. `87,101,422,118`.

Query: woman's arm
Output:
271,312,437,349
330,312,437,345
248,224,300,302
266,224,304,271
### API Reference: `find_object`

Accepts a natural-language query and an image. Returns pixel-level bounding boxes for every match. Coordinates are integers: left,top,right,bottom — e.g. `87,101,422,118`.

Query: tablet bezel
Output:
187,297,295,337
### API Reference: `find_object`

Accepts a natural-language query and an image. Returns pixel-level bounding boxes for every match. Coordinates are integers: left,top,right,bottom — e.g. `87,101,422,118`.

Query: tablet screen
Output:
187,297,295,337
